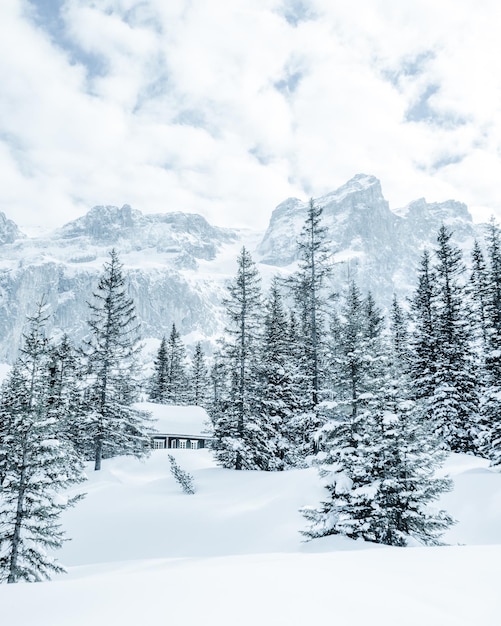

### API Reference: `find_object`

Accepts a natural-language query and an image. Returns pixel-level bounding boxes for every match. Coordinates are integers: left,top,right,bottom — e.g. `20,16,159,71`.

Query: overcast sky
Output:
1,0,501,233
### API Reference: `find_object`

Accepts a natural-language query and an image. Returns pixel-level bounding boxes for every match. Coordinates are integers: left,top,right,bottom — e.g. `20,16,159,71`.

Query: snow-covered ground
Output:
1,450,500,625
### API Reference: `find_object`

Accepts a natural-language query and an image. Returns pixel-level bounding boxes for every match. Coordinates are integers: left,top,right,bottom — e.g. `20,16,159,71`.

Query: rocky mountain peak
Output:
58,204,143,241
0,212,25,245
257,174,393,266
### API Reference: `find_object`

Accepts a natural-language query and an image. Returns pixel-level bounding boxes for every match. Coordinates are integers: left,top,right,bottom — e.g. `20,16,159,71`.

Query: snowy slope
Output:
1,450,500,625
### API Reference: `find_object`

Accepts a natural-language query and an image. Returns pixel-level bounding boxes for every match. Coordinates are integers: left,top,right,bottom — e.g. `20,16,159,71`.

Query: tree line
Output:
210,201,501,547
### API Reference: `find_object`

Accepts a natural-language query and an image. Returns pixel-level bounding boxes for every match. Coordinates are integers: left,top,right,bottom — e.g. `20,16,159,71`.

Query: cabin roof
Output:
135,401,212,438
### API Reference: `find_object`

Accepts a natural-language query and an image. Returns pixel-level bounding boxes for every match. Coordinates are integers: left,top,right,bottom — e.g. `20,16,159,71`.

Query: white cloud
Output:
0,0,501,234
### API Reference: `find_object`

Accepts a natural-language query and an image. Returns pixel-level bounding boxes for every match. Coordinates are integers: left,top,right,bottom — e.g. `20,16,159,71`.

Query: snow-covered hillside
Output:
0,450,499,625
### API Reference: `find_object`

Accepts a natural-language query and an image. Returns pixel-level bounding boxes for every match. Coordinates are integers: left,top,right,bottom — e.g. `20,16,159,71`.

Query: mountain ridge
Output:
0,175,484,361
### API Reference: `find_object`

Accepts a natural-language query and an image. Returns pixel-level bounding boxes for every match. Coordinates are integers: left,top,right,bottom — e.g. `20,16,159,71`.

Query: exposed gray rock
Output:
0,212,25,245
256,173,478,302
0,205,238,361
0,182,486,363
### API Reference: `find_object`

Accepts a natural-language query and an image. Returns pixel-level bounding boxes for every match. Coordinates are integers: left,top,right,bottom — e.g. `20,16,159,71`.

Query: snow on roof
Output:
135,401,212,438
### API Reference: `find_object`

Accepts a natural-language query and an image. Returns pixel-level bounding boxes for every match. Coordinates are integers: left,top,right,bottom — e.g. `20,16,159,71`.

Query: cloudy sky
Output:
1,0,501,233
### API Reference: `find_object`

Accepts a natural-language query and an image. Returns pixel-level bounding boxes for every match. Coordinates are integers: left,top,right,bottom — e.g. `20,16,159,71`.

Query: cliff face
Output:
256,173,476,299
0,205,239,361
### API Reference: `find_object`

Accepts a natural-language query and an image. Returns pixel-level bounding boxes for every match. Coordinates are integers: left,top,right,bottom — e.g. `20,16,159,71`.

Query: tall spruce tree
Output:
291,198,330,408
47,334,87,455
303,286,453,546
256,278,303,469
0,302,85,583
81,249,150,471
409,249,439,406
390,295,409,365
469,240,490,350
211,247,265,470
432,227,479,452
409,229,479,453
189,342,208,406
164,323,188,404
328,281,373,433
479,219,501,463
285,199,331,455
149,336,168,403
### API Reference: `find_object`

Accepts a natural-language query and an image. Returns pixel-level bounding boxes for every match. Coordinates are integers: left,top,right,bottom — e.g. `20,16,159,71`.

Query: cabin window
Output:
179,440,187,449
153,440,165,449
190,440,198,449
170,440,177,448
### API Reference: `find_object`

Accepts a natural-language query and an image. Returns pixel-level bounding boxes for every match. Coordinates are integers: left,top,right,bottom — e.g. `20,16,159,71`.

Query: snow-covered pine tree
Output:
327,281,372,432
149,336,168,403
168,455,195,494
256,278,303,469
284,308,321,461
303,282,384,539
46,334,88,455
284,199,331,455
469,240,490,350
431,226,479,453
479,219,501,464
409,249,439,408
0,301,85,583
408,236,479,453
303,287,454,546
81,249,150,471
485,217,501,370
189,342,208,406
364,306,454,547
290,198,331,409
211,247,265,470
208,351,228,415
164,323,188,404
389,294,409,365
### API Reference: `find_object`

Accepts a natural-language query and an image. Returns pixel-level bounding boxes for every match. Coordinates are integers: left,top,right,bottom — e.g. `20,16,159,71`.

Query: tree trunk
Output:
94,436,103,471
7,444,28,583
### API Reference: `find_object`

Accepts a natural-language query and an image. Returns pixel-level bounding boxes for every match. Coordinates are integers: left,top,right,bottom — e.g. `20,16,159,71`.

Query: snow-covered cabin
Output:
135,402,213,450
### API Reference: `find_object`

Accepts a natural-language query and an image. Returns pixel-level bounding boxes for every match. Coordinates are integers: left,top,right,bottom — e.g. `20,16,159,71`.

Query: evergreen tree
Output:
469,240,490,350
485,217,501,367
211,247,265,470
409,232,479,453
256,278,303,469
408,249,439,405
164,323,188,404
0,302,85,583
431,227,479,452
285,309,322,461
168,455,196,494
328,281,373,433
389,294,409,366
81,249,150,471
189,342,208,406
479,219,501,463
290,199,331,409
303,288,454,546
208,352,228,415
149,336,168,403
47,334,87,454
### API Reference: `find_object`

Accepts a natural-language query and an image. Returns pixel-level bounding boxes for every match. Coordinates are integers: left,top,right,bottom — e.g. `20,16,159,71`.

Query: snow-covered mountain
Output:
0,206,241,361
257,173,477,298
0,176,483,361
